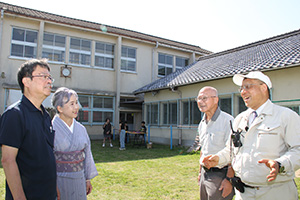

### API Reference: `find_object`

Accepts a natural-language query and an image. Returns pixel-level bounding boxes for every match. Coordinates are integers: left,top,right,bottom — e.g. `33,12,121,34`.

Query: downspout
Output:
0,8,6,66
171,86,182,146
152,41,159,82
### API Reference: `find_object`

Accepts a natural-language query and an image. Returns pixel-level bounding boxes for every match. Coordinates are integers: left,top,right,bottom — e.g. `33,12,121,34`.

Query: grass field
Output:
0,140,299,199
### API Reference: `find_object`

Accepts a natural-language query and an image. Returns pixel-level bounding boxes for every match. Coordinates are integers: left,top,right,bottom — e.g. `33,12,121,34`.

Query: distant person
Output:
0,59,57,199
140,121,147,133
203,71,300,200
52,87,98,200
102,118,113,147
119,120,126,150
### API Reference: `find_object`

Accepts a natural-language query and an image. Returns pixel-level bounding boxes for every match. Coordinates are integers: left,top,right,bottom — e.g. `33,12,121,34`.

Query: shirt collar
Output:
21,95,46,113
203,107,221,123
252,99,269,116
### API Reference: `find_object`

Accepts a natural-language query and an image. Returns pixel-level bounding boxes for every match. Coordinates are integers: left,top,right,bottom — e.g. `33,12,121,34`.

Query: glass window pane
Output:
103,112,113,122
127,61,136,71
95,56,104,67
192,101,201,124
78,110,89,123
166,55,173,65
106,44,114,55
105,58,113,68
78,96,89,108
69,52,80,64
163,103,168,124
151,104,158,125
12,28,25,41
11,44,23,57
42,48,53,60
26,30,37,43
128,48,136,58
239,97,247,113
93,111,102,123
104,98,113,109
81,40,91,51
80,54,90,65
93,97,103,108
121,47,127,57
176,57,183,67
121,60,127,70
166,67,173,75
53,50,65,62
158,54,165,64
43,33,54,45
183,101,189,124
146,105,150,124
55,35,65,47
158,65,165,76
220,97,232,115
170,103,177,124
96,42,105,53
24,46,35,58
70,38,80,50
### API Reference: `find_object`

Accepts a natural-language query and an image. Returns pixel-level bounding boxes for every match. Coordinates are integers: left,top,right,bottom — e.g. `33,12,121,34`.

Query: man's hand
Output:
258,159,279,182
219,178,233,198
202,155,219,169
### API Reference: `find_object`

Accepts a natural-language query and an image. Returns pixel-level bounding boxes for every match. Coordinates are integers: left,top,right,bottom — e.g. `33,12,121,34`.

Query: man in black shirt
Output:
0,59,57,199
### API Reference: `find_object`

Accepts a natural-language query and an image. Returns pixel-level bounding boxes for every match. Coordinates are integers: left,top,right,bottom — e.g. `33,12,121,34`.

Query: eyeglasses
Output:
195,96,216,102
239,83,263,93
29,74,55,83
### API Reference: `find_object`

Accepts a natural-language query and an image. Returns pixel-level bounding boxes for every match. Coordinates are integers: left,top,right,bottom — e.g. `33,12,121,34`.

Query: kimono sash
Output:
55,149,85,172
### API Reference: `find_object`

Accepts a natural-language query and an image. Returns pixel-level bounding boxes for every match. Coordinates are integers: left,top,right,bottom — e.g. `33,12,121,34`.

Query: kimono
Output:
52,115,98,200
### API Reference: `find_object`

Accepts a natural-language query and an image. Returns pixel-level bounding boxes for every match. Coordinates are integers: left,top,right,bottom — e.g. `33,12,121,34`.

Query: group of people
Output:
102,119,147,151
0,59,98,200
196,71,300,200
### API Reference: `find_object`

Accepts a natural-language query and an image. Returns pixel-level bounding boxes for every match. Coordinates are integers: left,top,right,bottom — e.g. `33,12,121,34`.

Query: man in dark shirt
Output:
0,59,57,199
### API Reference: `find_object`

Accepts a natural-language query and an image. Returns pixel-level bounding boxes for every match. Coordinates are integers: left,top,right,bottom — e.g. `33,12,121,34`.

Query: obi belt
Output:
55,149,85,172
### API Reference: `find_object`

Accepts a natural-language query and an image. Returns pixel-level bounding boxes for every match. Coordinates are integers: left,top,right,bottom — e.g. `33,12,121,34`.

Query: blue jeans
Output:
120,129,126,148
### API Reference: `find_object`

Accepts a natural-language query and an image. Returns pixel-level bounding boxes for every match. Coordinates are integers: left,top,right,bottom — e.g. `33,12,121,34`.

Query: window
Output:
162,102,177,125
219,97,232,115
77,95,114,124
238,96,247,113
176,56,189,71
95,42,114,68
69,38,91,66
121,46,136,72
11,28,38,58
158,53,173,76
42,33,66,62
182,99,201,125
146,103,158,125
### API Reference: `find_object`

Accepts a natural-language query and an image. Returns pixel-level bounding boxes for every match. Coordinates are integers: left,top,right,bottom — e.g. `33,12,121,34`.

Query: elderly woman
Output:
52,87,98,200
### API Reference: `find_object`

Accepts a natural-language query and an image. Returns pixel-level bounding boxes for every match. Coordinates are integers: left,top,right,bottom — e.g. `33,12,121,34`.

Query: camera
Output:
230,121,243,147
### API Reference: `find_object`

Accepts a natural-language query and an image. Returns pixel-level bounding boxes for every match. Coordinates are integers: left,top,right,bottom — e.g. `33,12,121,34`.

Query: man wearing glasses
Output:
0,59,57,199
203,71,300,200
196,86,235,200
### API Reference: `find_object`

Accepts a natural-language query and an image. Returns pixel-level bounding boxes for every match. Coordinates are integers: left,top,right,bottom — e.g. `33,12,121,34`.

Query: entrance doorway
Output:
120,112,134,131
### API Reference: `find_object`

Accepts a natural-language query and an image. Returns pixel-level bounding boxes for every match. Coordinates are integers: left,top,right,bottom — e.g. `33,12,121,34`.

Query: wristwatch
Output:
225,176,233,184
277,161,285,173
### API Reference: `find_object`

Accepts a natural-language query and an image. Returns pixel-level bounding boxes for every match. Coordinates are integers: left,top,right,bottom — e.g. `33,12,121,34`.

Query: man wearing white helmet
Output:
202,71,300,200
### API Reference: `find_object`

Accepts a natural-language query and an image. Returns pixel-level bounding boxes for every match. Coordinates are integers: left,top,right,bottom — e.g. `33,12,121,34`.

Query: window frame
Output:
42,32,66,63
158,53,173,77
94,41,115,69
121,46,137,72
10,27,38,58
69,37,92,66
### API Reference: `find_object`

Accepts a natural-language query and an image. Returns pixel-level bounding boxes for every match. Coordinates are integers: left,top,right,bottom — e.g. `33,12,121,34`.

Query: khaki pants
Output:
234,180,298,200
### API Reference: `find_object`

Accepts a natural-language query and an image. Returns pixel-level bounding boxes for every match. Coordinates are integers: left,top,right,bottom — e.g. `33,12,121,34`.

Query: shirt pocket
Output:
256,123,280,152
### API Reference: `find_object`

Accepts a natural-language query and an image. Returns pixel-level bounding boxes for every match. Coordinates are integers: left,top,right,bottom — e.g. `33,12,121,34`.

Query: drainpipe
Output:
152,41,159,82
0,8,6,66
171,86,182,146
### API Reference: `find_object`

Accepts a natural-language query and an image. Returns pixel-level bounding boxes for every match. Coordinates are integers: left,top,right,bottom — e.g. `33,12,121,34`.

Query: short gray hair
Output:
52,87,78,112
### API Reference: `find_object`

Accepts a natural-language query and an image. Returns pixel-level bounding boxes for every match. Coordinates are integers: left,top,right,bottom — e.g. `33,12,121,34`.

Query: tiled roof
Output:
134,29,300,94
0,2,211,55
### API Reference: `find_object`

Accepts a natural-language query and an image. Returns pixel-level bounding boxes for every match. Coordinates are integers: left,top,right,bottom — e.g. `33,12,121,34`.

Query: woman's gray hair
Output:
52,87,78,112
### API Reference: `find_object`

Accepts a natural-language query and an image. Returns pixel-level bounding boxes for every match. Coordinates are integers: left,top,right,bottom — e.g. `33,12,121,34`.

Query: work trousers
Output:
200,167,234,200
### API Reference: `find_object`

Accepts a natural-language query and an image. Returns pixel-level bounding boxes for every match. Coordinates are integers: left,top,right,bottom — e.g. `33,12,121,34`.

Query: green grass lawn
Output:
0,140,300,199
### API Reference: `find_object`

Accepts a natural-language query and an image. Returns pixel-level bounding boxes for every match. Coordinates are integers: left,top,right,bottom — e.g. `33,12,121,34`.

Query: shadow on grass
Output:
91,140,195,164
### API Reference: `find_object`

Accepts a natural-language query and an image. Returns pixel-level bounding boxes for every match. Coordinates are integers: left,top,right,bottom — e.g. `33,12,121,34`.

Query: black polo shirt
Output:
0,95,56,200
